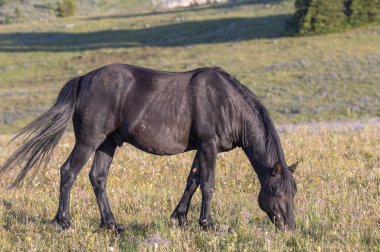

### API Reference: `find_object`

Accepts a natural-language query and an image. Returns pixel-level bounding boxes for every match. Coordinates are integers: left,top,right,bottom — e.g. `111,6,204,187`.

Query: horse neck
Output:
241,117,286,186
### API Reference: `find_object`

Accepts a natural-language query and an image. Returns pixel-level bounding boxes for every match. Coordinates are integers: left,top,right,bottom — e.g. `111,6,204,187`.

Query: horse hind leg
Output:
52,142,98,230
89,135,124,233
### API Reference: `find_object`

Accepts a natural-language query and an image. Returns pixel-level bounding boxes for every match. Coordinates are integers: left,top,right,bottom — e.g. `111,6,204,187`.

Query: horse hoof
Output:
100,223,125,234
170,216,177,226
170,212,187,227
51,217,71,231
114,224,125,234
199,218,213,230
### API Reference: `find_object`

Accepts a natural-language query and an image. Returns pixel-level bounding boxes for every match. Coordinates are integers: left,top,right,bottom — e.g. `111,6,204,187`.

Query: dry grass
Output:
0,124,379,251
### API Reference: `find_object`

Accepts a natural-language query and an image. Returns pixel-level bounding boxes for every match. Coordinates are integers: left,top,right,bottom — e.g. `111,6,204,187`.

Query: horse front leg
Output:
171,151,201,226
198,141,217,229
89,136,124,234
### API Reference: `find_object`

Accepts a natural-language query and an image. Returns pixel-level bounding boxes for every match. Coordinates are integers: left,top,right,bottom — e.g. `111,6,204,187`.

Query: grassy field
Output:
0,0,379,133
0,0,379,251
0,124,379,251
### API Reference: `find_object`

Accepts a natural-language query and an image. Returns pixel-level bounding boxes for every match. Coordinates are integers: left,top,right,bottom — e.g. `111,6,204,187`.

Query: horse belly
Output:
125,120,192,155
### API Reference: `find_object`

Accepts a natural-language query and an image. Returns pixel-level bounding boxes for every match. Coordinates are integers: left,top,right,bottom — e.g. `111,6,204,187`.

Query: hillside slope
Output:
0,0,153,24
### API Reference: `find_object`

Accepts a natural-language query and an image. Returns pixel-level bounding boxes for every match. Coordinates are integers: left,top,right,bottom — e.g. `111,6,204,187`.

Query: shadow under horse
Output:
0,64,298,233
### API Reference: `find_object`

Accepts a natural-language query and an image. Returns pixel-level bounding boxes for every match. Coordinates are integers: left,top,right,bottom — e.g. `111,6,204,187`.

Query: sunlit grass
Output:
0,124,378,251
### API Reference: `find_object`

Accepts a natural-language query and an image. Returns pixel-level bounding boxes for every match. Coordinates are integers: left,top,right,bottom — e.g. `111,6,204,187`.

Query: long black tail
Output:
0,77,81,187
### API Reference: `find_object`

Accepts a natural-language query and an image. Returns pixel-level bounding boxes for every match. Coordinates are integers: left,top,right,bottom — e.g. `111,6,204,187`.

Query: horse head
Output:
258,162,298,230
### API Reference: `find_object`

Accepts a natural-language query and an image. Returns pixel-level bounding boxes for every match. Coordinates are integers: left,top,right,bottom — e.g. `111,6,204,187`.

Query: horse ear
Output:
272,162,282,176
288,162,298,174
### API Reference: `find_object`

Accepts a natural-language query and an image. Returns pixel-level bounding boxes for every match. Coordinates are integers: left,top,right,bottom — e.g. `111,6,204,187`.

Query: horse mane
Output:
215,67,287,169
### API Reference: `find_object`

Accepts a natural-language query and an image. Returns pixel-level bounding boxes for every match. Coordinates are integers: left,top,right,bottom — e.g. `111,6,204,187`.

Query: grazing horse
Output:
0,64,298,233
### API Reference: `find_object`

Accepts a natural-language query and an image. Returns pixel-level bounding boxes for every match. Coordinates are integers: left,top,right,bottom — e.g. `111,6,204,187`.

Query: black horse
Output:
0,64,298,233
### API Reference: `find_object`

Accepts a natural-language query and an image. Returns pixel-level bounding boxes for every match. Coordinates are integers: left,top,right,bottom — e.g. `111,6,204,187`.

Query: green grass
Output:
0,0,379,133
0,125,379,251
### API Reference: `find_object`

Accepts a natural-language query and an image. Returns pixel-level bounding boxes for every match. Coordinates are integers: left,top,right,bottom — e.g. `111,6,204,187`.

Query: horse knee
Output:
60,160,71,177
89,171,106,188
59,162,76,186
200,183,214,196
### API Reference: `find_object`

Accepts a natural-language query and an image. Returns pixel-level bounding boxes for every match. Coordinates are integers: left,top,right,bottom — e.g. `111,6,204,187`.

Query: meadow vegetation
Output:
0,0,379,250
56,0,77,18
0,124,379,251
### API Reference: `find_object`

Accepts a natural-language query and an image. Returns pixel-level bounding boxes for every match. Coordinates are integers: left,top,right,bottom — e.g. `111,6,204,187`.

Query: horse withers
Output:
0,64,298,233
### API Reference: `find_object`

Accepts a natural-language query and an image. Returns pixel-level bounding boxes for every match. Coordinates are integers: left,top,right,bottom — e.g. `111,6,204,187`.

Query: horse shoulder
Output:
188,68,243,150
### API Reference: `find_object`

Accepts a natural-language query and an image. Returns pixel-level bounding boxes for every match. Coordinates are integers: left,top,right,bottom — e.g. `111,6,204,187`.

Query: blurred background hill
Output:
0,0,154,24
0,0,379,133
0,0,236,24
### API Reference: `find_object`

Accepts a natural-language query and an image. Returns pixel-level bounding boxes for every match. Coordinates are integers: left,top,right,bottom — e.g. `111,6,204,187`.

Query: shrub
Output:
0,0,6,7
297,0,347,35
290,0,380,35
56,0,77,18
348,0,380,26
